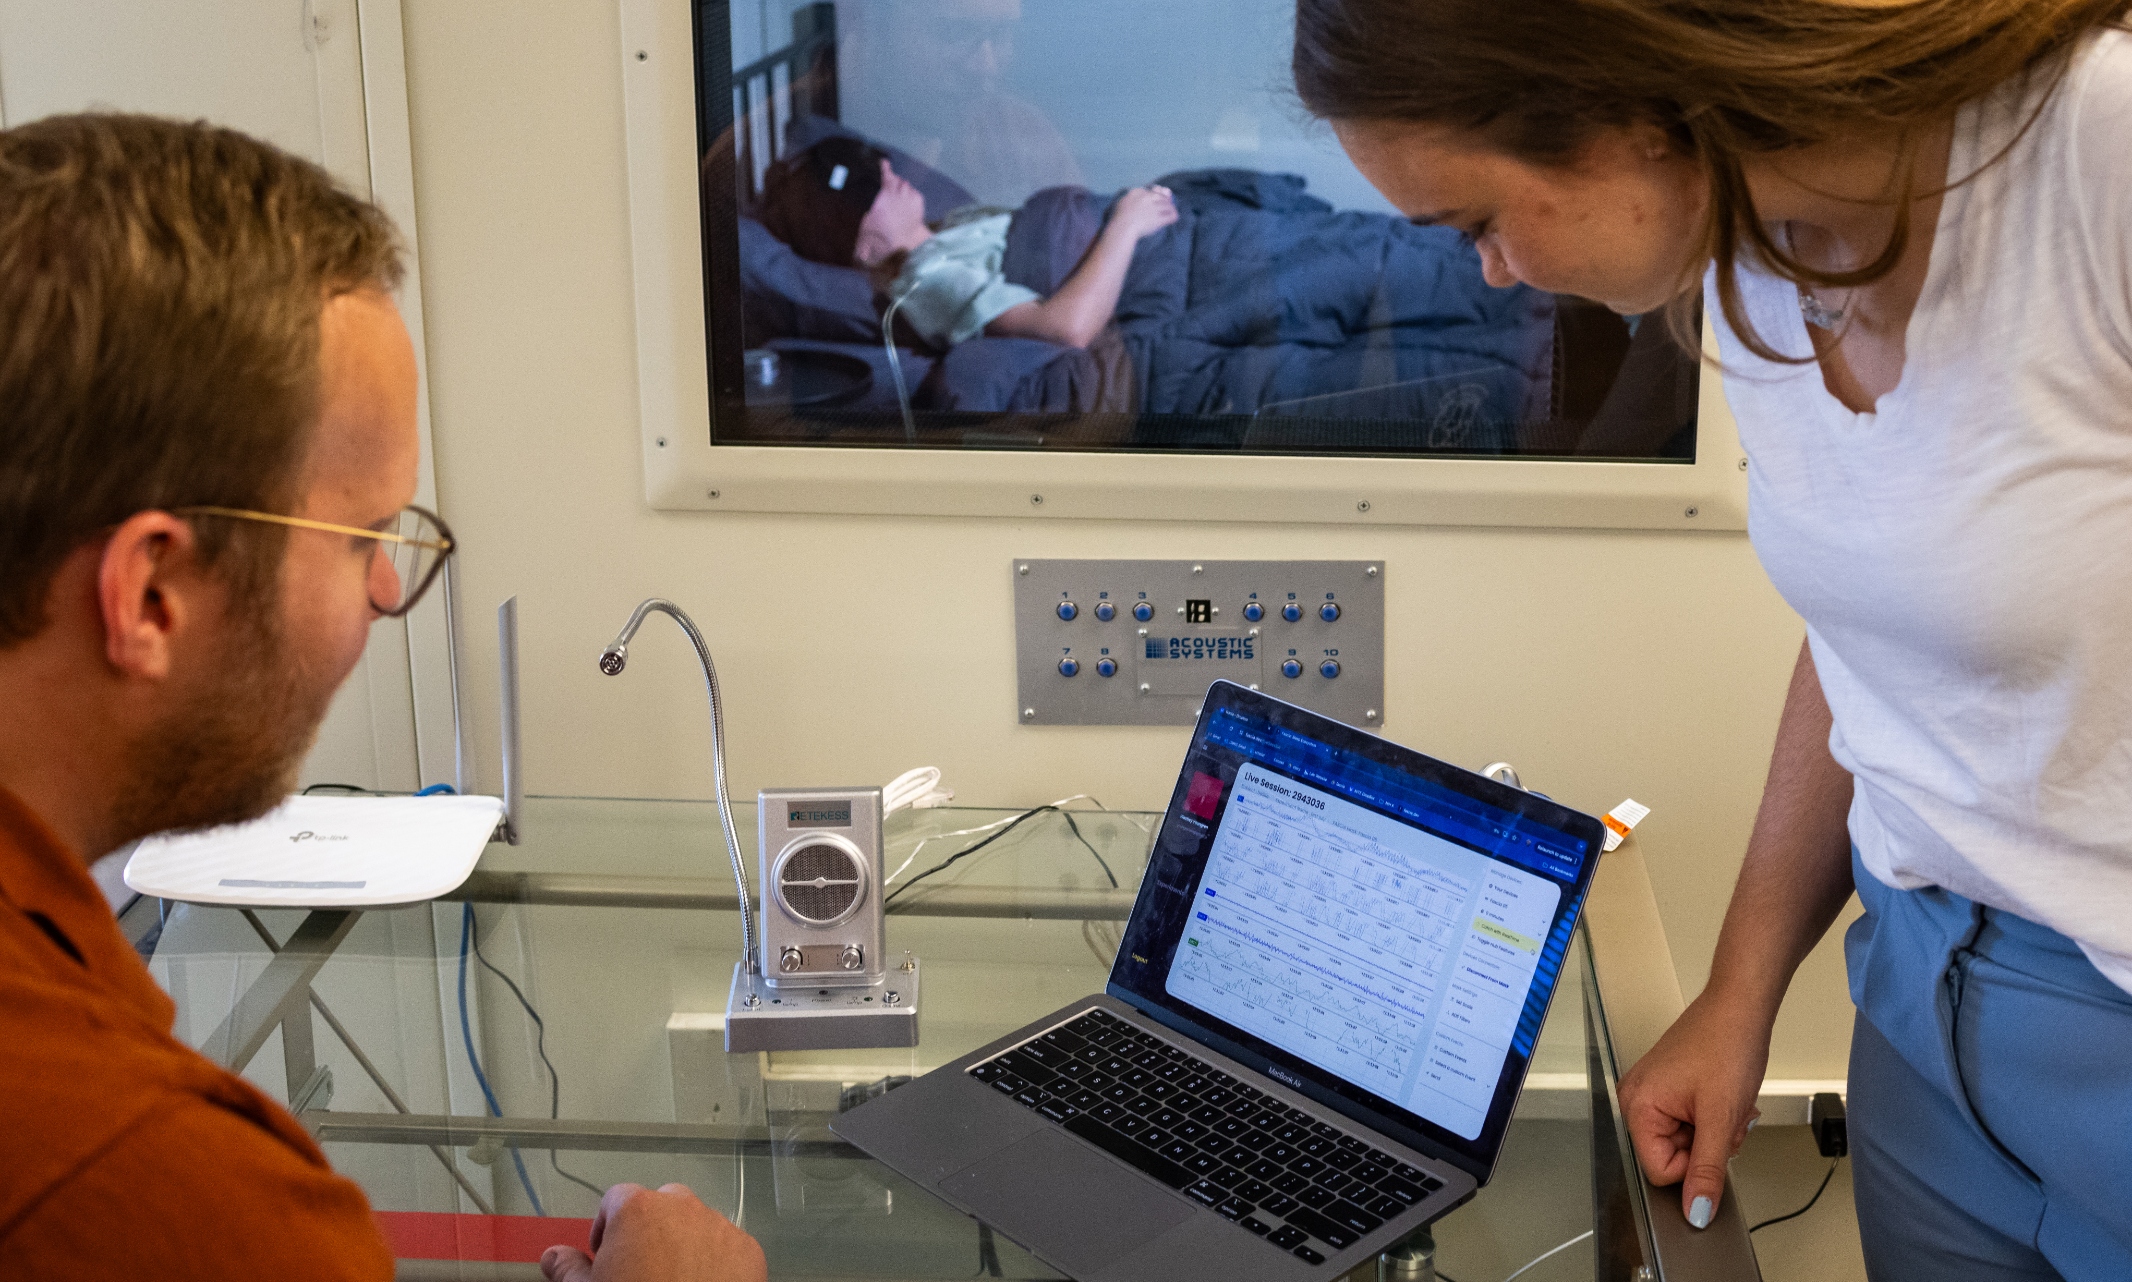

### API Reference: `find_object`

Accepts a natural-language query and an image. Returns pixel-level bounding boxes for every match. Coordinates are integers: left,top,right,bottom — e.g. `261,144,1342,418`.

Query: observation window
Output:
695,0,1700,462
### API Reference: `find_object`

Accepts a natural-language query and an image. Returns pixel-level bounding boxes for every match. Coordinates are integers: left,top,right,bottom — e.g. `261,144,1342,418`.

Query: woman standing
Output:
1293,2,2132,1278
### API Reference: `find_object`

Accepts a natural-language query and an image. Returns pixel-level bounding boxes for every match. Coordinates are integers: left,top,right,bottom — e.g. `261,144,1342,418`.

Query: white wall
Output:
398,1,1851,1082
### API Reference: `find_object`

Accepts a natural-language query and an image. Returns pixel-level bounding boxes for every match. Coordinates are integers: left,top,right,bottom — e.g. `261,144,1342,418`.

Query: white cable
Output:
1499,1229,1594,1282
880,282,922,442
882,765,953,817
883,793,1134,888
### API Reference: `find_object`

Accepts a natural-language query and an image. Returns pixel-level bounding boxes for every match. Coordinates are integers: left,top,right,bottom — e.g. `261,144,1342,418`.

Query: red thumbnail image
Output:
1184,772,1225,820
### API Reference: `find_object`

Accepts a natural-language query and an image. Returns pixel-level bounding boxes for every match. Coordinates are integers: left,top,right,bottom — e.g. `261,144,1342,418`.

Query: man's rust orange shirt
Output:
0,787,392,1278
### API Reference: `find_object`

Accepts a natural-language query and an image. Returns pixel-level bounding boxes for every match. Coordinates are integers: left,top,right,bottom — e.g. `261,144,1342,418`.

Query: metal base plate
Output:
724,960,920,1052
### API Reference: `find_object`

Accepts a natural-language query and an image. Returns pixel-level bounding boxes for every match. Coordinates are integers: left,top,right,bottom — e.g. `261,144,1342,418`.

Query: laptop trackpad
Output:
939,1129,1191,1276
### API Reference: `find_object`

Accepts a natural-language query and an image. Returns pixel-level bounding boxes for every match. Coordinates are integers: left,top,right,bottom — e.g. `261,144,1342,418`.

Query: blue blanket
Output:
925,170,1555,440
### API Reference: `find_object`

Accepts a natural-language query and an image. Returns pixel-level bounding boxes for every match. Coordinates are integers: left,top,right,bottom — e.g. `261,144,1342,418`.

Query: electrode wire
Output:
881,282,923,442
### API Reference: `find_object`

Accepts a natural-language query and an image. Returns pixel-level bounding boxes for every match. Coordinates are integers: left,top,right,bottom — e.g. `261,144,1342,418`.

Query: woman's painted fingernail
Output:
1688,1196,1714,1229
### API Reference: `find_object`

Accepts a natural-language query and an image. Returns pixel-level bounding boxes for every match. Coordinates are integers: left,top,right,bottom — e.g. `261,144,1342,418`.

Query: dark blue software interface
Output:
1121,707,1590,1143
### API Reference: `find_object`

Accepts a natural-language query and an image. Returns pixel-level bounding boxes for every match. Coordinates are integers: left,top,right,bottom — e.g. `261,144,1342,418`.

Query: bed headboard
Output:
731,2,838,202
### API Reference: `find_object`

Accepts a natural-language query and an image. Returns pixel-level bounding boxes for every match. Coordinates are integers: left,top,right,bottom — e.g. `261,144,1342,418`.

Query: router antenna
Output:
498,597,524,845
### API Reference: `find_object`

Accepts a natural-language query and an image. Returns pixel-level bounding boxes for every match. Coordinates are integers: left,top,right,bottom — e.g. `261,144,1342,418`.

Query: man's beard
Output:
111,603,337,842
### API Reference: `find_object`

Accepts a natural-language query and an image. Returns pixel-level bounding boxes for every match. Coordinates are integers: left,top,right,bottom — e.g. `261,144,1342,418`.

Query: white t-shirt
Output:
887,210,1041,348
1714,30,2132,993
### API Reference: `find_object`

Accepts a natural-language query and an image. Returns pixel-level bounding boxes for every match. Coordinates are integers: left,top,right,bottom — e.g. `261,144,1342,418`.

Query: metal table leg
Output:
203,908,359,1073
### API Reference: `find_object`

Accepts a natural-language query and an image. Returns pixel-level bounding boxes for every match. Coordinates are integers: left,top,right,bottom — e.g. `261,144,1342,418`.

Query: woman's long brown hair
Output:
1294,0,2132,360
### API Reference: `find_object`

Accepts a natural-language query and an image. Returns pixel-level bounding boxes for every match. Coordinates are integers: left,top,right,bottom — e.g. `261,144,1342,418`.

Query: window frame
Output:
617,0,1747,532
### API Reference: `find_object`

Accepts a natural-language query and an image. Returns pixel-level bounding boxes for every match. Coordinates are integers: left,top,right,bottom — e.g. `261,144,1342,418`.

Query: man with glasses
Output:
0,116,763,1282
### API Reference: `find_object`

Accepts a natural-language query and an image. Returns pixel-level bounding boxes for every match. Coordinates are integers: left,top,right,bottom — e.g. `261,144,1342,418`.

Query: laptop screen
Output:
1109,682,1604,1175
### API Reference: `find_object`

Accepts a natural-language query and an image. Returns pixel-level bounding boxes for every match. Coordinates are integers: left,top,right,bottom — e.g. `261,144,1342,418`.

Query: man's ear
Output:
97,511,202,680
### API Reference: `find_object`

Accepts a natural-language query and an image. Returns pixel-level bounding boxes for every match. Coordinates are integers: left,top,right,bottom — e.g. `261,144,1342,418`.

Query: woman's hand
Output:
1109,184,1179,240
1615,640,1857,1231
1617,989,1773,1228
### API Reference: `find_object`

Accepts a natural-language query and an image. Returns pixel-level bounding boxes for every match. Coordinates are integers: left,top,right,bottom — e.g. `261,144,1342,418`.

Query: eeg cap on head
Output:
756,136,888,266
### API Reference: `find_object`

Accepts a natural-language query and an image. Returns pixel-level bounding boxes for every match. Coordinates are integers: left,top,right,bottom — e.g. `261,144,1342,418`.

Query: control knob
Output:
779,946,804,973
840,945,865,971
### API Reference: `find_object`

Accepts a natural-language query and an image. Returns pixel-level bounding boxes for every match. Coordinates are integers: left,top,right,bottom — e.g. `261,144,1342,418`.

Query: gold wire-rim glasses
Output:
172,503,456,618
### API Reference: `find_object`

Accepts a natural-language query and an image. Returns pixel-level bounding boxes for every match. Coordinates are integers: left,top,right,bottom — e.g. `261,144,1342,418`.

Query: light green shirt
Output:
887,210,1039,348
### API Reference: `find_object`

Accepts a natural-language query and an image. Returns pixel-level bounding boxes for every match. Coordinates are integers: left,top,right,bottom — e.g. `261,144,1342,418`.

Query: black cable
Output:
1057,809,1120,888
1749,1159,1841,1233
302,782,375,794
465,909,605,1199
886,805,1118,906
975,1222,1003,1277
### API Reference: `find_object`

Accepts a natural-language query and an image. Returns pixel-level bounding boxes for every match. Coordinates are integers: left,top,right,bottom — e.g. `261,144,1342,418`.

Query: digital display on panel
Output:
694,1,1698,462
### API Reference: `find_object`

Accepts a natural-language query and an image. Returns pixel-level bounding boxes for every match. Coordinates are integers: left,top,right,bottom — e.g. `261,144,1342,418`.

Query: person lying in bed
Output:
756,137,1175,350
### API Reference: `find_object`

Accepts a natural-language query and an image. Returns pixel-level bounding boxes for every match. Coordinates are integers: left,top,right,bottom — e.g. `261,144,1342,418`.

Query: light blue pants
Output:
1845,849,2132,1281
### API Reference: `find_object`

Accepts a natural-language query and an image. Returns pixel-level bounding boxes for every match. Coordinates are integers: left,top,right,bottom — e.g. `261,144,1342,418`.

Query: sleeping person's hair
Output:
756,136,887,267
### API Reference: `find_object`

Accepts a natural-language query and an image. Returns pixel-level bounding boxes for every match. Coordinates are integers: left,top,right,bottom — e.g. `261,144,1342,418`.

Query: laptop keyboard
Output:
967,1007,1446,1266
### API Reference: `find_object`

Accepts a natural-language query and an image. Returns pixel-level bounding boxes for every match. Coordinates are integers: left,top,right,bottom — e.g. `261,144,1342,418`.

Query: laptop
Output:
833,682,1605,1279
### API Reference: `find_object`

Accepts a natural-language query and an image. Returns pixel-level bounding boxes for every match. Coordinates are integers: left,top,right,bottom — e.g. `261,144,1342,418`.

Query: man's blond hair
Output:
0,113,404,644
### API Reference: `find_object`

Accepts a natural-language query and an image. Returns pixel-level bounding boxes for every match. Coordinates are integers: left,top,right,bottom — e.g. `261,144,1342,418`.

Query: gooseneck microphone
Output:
598,598,756,973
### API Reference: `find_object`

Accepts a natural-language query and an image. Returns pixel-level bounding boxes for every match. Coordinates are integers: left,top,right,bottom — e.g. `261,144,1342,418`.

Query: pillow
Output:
782,114,977,220
738,216,882,344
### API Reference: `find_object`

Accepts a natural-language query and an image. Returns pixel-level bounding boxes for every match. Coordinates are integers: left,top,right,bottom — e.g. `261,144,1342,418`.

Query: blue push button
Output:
1058,657,1081,677
1242,602,1264,622
1320,659,1341,679
1094,601,1116,622
1281,659,1303,679
1096,657,1118,678
1132,601,1154,622
1281,603,1303,623
1057,601,1079,621
1320,602,1341,622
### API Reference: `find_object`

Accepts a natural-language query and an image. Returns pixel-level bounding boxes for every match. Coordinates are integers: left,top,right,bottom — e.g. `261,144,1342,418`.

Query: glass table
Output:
128,797,1758,1281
